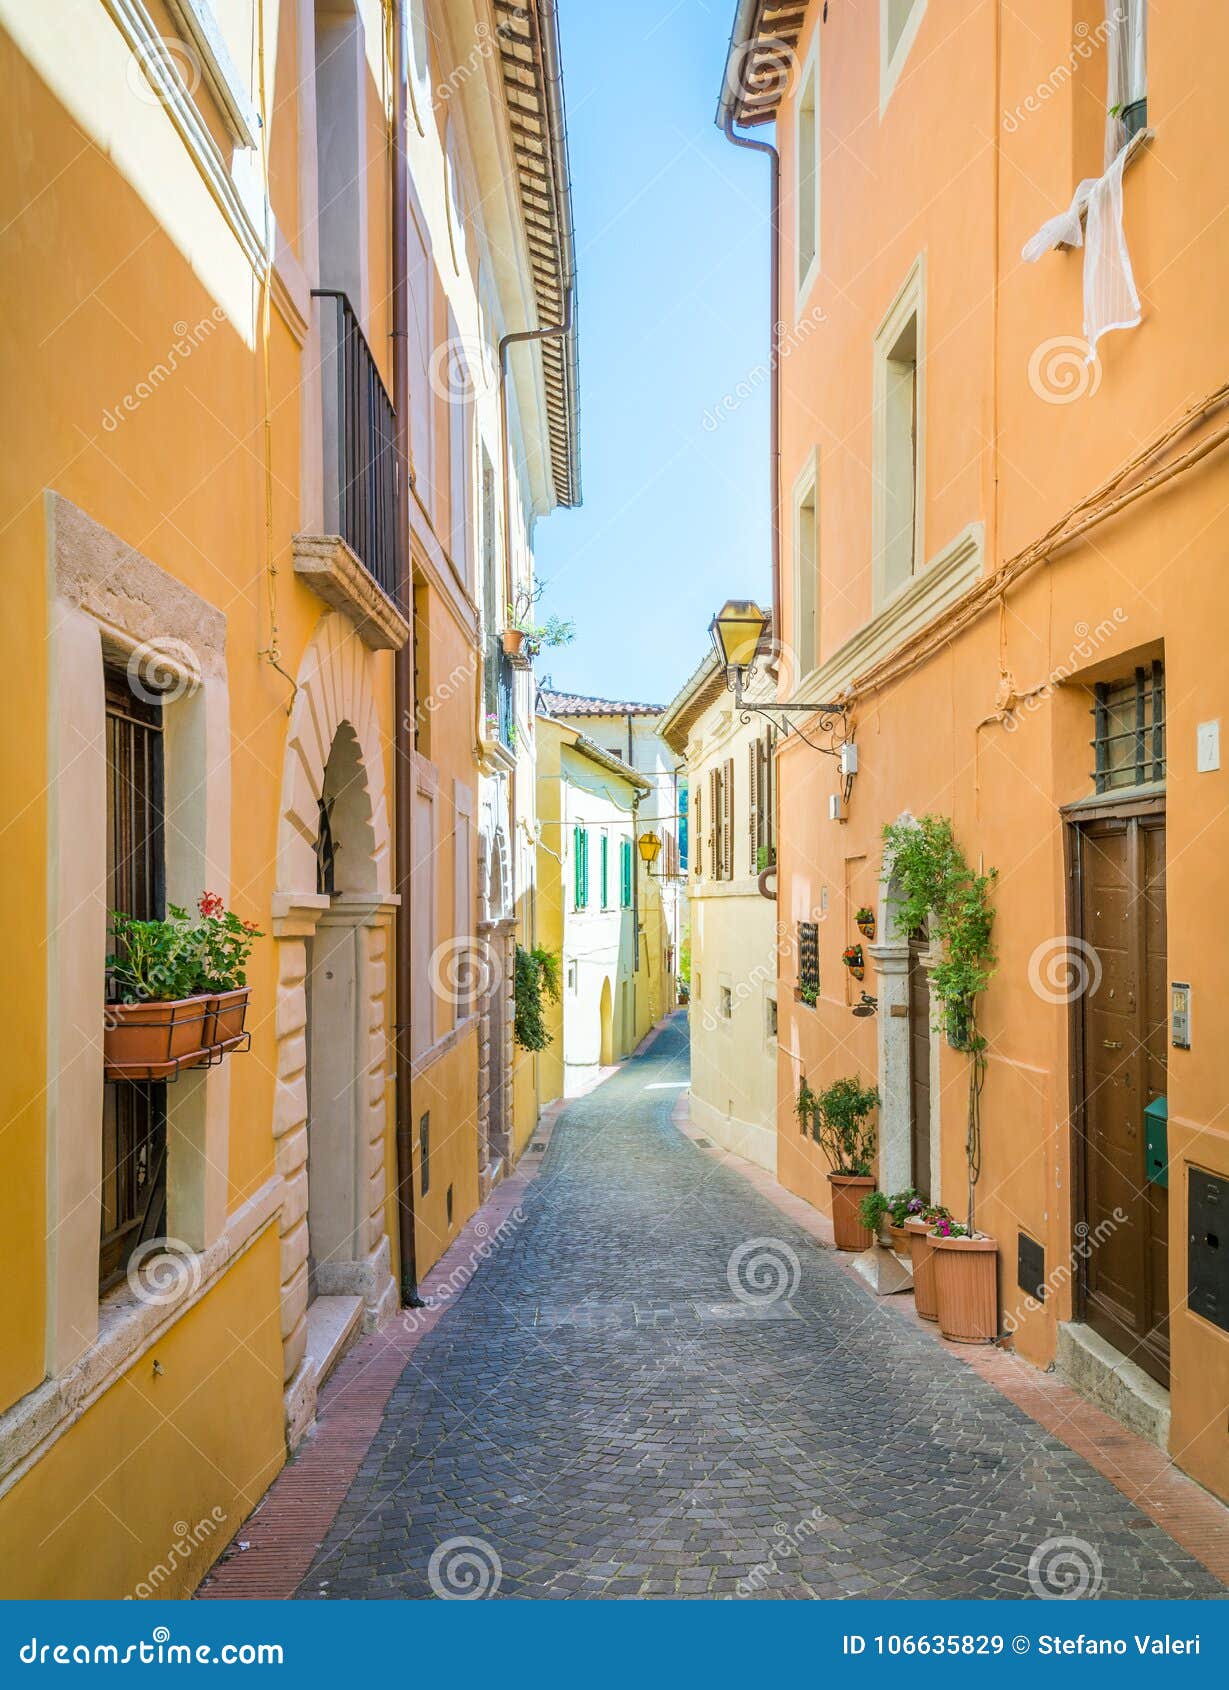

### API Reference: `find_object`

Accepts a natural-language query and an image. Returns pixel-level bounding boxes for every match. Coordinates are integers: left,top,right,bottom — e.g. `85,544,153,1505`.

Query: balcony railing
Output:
313,289,400,603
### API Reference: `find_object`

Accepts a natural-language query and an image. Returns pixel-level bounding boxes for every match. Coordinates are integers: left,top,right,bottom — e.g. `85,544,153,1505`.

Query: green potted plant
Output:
105,893,261,1080
857,1187,890,1245
799,1075,879,1251
798,981,818,1007
514,943,560,1051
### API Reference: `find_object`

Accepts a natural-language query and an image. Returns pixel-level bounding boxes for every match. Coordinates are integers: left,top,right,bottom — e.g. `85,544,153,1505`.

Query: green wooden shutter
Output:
574,825,589,907
600,832,609,907
620,838,632,908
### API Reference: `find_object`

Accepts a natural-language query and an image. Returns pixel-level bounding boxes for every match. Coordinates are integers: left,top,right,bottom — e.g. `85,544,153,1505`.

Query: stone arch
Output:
277,613,391,899
271,614,398,1451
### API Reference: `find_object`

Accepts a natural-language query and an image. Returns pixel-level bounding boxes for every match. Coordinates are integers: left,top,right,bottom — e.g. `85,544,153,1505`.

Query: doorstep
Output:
303,1295,363,1392
1055,1320,1172,1451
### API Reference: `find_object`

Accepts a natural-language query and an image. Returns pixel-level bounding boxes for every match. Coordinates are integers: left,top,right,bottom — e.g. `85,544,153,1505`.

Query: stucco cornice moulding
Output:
0,1177,282,1503
779,522,984,753
292,534,410,651
101,0,268,276
163,0,261,147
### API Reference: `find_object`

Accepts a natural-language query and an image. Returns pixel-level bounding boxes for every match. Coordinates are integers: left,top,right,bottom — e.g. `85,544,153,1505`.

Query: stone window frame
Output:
44,493,234,1379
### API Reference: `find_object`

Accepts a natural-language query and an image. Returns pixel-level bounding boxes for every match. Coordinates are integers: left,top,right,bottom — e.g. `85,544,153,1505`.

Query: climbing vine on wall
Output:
514,944,561,1052
882,814,997,1228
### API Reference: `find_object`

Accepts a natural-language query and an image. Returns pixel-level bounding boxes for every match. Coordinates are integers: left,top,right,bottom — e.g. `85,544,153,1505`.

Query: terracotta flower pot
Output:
104,994,213,1081
905,1218,939,1320
932,1234,999,1343
828,1173,876,1251
502,628,526,658
207,986,251,1048
855,916,876,939
888,1221,910,1257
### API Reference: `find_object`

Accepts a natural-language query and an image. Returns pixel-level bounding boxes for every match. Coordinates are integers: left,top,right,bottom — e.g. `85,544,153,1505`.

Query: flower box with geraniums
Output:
883,815,1000,1339
104,893,261,1081
798,1075,879,1252
842,943,865,981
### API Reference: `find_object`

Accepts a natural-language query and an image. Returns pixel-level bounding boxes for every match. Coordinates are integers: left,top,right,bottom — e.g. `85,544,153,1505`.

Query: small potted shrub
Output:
884,1188,918,1255
857,1188,890,1245
105,893,261,1080
854,906,876,939
502,625,527,659
842,943,865,981
930,1216,999,1343
799,1075,879,1251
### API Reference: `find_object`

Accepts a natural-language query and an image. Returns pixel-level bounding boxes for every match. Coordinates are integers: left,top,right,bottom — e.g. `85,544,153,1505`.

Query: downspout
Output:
721,111,781,632
631,791,640,975
391,0,423,1307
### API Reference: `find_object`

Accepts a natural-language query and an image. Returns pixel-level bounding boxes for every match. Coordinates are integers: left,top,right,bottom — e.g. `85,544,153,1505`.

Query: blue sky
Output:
530,0,771,709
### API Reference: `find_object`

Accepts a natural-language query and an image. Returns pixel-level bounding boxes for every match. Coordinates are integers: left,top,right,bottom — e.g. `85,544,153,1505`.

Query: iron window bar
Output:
1090,661,1165,792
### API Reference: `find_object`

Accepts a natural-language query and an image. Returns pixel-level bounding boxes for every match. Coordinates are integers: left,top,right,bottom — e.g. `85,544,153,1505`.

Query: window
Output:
447,312,472,583
766,997,778,1041
567,959,578,992
795,51,819,299
419,1110,431,1196
1091,662,1165,793
797,920,820,1004
749,729,777,874
101,667,168,1291
719,985,732,1021
573,825,589,908
412,576,431,757
881,0,928,110
792,460,818,681
620,838,633,909
679,785,689,871
1107,1,1148,156
600,832,610,908
707,760,734,881
874,258,924,607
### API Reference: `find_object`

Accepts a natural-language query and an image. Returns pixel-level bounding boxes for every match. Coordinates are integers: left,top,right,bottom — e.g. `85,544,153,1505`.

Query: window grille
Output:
101,668,168,1291
1091,661,1165,793
797,920,820,1001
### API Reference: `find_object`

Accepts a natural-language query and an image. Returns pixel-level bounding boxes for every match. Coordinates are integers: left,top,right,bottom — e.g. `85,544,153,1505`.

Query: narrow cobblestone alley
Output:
226,1017,1227,1602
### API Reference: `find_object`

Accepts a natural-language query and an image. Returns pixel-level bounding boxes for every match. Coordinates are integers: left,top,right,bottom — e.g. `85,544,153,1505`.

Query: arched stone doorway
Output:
476,823,514,1198
272,613,398,1448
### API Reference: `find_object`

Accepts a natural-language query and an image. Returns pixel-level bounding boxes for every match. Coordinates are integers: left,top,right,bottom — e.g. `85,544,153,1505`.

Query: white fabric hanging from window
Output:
1021,1,1143,361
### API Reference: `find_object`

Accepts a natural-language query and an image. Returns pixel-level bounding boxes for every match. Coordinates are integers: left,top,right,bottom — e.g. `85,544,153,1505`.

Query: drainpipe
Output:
391,0,423,1308
631,792,640,975
721,110,781,632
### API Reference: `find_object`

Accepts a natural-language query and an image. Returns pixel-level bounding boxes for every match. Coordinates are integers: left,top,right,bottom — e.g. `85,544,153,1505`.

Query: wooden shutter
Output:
722,757,734,880
693,787,701,877
708,767,719,878
748,740,761,872
765,730,777,855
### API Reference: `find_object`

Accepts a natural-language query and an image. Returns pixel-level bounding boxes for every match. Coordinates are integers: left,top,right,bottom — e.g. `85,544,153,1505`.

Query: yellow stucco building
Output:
0,0,577,1598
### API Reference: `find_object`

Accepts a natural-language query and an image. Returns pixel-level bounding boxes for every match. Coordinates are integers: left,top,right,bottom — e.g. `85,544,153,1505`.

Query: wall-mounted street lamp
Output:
637,830,686,881
708,599,851,760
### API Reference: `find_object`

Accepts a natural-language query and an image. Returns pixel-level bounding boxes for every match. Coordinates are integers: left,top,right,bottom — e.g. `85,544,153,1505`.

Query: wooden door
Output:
908,932,931,1200
1076,811,1169,1385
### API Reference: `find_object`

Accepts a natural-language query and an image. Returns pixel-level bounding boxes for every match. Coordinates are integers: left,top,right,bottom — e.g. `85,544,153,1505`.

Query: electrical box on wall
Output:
828,794,845,822
1188,1168,1228,1335
839,742,858,777
1017,1233,1046,1302
1144,1096,1169,1187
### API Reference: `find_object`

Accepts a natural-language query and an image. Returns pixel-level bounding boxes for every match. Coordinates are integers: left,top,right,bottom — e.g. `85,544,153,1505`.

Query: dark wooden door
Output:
908,932,931,1200
1077,812,1169,1385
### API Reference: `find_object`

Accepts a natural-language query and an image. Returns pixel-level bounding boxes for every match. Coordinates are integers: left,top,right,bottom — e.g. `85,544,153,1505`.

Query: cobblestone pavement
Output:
299,1018,1223,1600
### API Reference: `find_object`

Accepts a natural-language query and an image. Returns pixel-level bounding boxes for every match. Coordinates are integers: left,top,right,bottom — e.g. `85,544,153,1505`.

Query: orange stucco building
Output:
719,0,1229,1502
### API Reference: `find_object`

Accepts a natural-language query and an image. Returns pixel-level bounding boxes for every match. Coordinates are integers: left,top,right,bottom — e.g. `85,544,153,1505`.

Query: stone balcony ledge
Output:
292,533,409,651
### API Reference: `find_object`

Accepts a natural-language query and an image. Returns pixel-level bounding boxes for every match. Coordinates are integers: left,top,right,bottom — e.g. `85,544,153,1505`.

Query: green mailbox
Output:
1144,1095,1169,1188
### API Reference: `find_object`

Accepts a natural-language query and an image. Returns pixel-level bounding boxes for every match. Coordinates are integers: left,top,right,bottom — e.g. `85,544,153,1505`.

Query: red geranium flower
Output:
198,891,225,918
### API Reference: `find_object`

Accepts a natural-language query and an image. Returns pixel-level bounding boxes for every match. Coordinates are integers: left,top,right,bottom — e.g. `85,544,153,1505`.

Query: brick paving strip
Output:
201,1013,1226,1600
